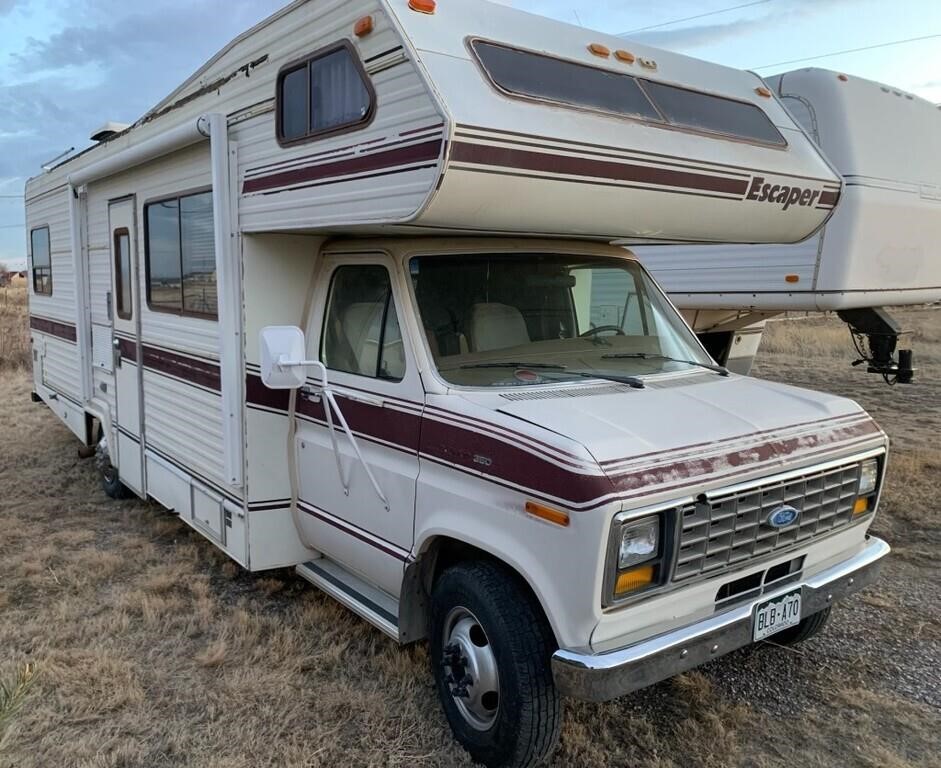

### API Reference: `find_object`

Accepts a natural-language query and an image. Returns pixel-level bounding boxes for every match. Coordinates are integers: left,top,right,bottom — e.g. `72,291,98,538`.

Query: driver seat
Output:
464,303,530,352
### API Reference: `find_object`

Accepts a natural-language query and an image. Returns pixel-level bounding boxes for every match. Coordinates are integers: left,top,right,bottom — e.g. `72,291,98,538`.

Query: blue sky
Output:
1,0,939,268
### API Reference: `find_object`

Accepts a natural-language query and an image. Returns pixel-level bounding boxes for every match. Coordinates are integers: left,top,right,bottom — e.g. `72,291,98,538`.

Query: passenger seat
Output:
464,303,531,352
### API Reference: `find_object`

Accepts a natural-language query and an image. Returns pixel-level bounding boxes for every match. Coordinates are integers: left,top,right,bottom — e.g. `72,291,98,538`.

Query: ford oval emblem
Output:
766,504,800,528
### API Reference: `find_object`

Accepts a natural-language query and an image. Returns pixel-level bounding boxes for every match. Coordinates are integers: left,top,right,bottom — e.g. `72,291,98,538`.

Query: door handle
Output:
113,338,122,368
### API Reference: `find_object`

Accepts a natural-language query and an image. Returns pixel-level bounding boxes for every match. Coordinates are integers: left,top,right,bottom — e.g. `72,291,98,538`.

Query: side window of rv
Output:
277,43,373,144
144,191,217,318
30,226,52,296
320,265,405,381
114,228,132,320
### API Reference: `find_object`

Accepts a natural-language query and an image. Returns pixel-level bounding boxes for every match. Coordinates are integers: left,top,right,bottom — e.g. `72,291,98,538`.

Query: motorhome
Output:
637,68,941,379
24,1,890,766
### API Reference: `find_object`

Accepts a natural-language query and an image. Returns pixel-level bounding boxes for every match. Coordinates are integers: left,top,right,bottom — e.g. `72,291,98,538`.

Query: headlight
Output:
618,516,660,570
858,458,879,496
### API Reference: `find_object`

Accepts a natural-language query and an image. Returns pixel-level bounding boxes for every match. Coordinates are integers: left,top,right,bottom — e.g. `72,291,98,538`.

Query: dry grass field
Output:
1,284,938,767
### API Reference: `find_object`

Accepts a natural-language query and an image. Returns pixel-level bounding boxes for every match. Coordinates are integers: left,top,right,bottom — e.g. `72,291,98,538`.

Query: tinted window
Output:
277,43,373,143
641,80,786,145
321,265,405,381
114,229,132,320
30,226,52,296
145,191,217,318
472,40,661,121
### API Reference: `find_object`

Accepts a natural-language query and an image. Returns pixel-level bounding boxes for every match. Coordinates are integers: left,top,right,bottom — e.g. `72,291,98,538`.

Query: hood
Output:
458,373,884,505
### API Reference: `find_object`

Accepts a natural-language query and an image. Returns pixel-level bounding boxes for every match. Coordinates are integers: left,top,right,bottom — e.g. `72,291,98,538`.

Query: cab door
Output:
109,197,143,494
293,254,422,595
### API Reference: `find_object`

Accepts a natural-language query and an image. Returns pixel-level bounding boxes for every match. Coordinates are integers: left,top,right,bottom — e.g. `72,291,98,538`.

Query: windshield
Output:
409,252,715,388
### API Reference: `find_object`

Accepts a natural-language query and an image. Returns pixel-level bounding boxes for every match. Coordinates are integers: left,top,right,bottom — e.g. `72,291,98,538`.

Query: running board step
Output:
296,558,400,641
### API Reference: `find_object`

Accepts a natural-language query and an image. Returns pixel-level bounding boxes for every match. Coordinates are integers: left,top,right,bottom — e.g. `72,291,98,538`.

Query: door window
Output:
114,228,132,320
320,265,405,381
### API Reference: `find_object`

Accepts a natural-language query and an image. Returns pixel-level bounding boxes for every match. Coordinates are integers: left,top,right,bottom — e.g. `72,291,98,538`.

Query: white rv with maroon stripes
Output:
24,1,889,765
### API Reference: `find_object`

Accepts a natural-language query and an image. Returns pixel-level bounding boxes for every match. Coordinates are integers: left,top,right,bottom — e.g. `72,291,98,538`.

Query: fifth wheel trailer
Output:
635,68,941,379
24,1,890,766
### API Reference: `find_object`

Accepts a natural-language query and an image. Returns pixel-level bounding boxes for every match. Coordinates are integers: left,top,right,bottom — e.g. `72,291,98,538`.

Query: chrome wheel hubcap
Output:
441,606,500,730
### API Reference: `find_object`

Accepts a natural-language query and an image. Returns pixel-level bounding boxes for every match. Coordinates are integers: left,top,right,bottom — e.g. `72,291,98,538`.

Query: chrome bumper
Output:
552,536,890,702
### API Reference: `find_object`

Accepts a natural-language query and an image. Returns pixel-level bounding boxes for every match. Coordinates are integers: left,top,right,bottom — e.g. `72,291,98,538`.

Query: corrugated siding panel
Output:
41,338,81,400
143,371,225,485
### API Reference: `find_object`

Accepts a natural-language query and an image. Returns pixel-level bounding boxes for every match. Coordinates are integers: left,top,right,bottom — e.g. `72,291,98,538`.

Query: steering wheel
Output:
579,325,625,338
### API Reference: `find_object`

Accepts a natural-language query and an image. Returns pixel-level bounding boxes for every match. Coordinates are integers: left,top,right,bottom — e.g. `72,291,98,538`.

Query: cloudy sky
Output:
1,0,939,267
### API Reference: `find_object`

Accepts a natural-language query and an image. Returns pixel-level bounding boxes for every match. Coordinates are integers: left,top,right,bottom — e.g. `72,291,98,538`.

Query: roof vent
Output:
89,121,130,142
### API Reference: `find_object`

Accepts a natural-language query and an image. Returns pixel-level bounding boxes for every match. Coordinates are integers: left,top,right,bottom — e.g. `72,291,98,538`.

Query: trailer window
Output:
471,40,661,121
144,191,217,319
30,226,52,296
321,265,405,381
277,42,374,144
640,80,786,146
470,39,786,146
113,228,132,320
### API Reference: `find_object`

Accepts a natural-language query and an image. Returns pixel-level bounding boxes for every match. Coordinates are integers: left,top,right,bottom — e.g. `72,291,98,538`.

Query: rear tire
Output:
430,561,561,768
101,462,131,500
769,606,831,645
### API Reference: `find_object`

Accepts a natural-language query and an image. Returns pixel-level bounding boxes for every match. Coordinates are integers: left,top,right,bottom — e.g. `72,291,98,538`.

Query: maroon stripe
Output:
450,142,749,196
297,500,408,561
600,413,867,468
818,190,840,206
29,315,76,342
242,138,443,194
607,418,882,495
118,337,137,363
142,345,220,391
244,373,881,509
401,122,444,136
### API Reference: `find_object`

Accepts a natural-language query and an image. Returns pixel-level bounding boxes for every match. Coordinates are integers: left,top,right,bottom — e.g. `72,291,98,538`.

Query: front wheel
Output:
430,561,561,768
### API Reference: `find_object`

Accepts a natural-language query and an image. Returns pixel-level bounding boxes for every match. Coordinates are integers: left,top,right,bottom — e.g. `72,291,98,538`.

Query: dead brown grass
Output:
0,278,29,369
0,308,939,767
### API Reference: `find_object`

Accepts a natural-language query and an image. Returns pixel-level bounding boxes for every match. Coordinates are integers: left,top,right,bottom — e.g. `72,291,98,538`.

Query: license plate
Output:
753,589,802,641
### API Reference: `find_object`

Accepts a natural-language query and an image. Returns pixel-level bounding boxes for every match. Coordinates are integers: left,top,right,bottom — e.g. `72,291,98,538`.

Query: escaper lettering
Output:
745,175,830,211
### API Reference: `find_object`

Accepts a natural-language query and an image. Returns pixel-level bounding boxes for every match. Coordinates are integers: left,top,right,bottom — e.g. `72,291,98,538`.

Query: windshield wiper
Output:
458,362,567,370
601,352,729,376
563,370,646,389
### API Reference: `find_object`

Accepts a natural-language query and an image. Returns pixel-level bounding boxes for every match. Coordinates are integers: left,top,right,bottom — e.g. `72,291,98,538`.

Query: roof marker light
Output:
408,0,436,13
755,86,772,98
838,73,849,82
785,274,800,284
588,43,611,58
614,49,635,64
354,15,374,36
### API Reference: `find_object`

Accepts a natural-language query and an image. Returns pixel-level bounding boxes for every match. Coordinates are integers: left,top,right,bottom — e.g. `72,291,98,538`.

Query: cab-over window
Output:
277,42,374,145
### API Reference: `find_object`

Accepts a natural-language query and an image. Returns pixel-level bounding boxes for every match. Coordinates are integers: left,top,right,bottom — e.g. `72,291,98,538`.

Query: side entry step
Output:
296,559,400,641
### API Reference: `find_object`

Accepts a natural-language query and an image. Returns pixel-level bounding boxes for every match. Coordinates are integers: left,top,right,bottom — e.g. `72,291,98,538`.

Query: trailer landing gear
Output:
838,307,915,385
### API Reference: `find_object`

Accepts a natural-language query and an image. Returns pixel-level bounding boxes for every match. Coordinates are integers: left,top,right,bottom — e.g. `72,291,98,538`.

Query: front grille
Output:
673,461,862,583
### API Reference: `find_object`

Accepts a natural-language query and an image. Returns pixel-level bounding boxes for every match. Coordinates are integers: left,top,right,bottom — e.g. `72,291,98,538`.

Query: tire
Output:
430,561,561,768
100,462,131,500
769,606,831,645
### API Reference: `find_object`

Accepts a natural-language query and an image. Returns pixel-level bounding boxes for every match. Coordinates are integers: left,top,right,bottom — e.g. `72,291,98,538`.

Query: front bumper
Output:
552,536,889,701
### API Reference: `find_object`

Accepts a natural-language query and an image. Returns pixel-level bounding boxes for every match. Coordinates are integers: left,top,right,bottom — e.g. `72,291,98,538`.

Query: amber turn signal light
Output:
354,15,374,36
615,565,655,595
525,501,569,527
853,497,869,515
408,0,436,13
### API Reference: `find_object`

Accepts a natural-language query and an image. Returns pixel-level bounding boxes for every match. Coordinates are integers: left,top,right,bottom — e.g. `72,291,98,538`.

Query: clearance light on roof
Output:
838,73,849,82
408,0,436,13
588,43,610,58
755,86,772,98
785,274,800,284
525,501,570,527
354,15,374,36
614,49,635,64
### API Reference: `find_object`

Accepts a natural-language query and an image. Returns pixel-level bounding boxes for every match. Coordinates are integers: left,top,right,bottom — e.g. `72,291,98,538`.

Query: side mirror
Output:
259,325,308,389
